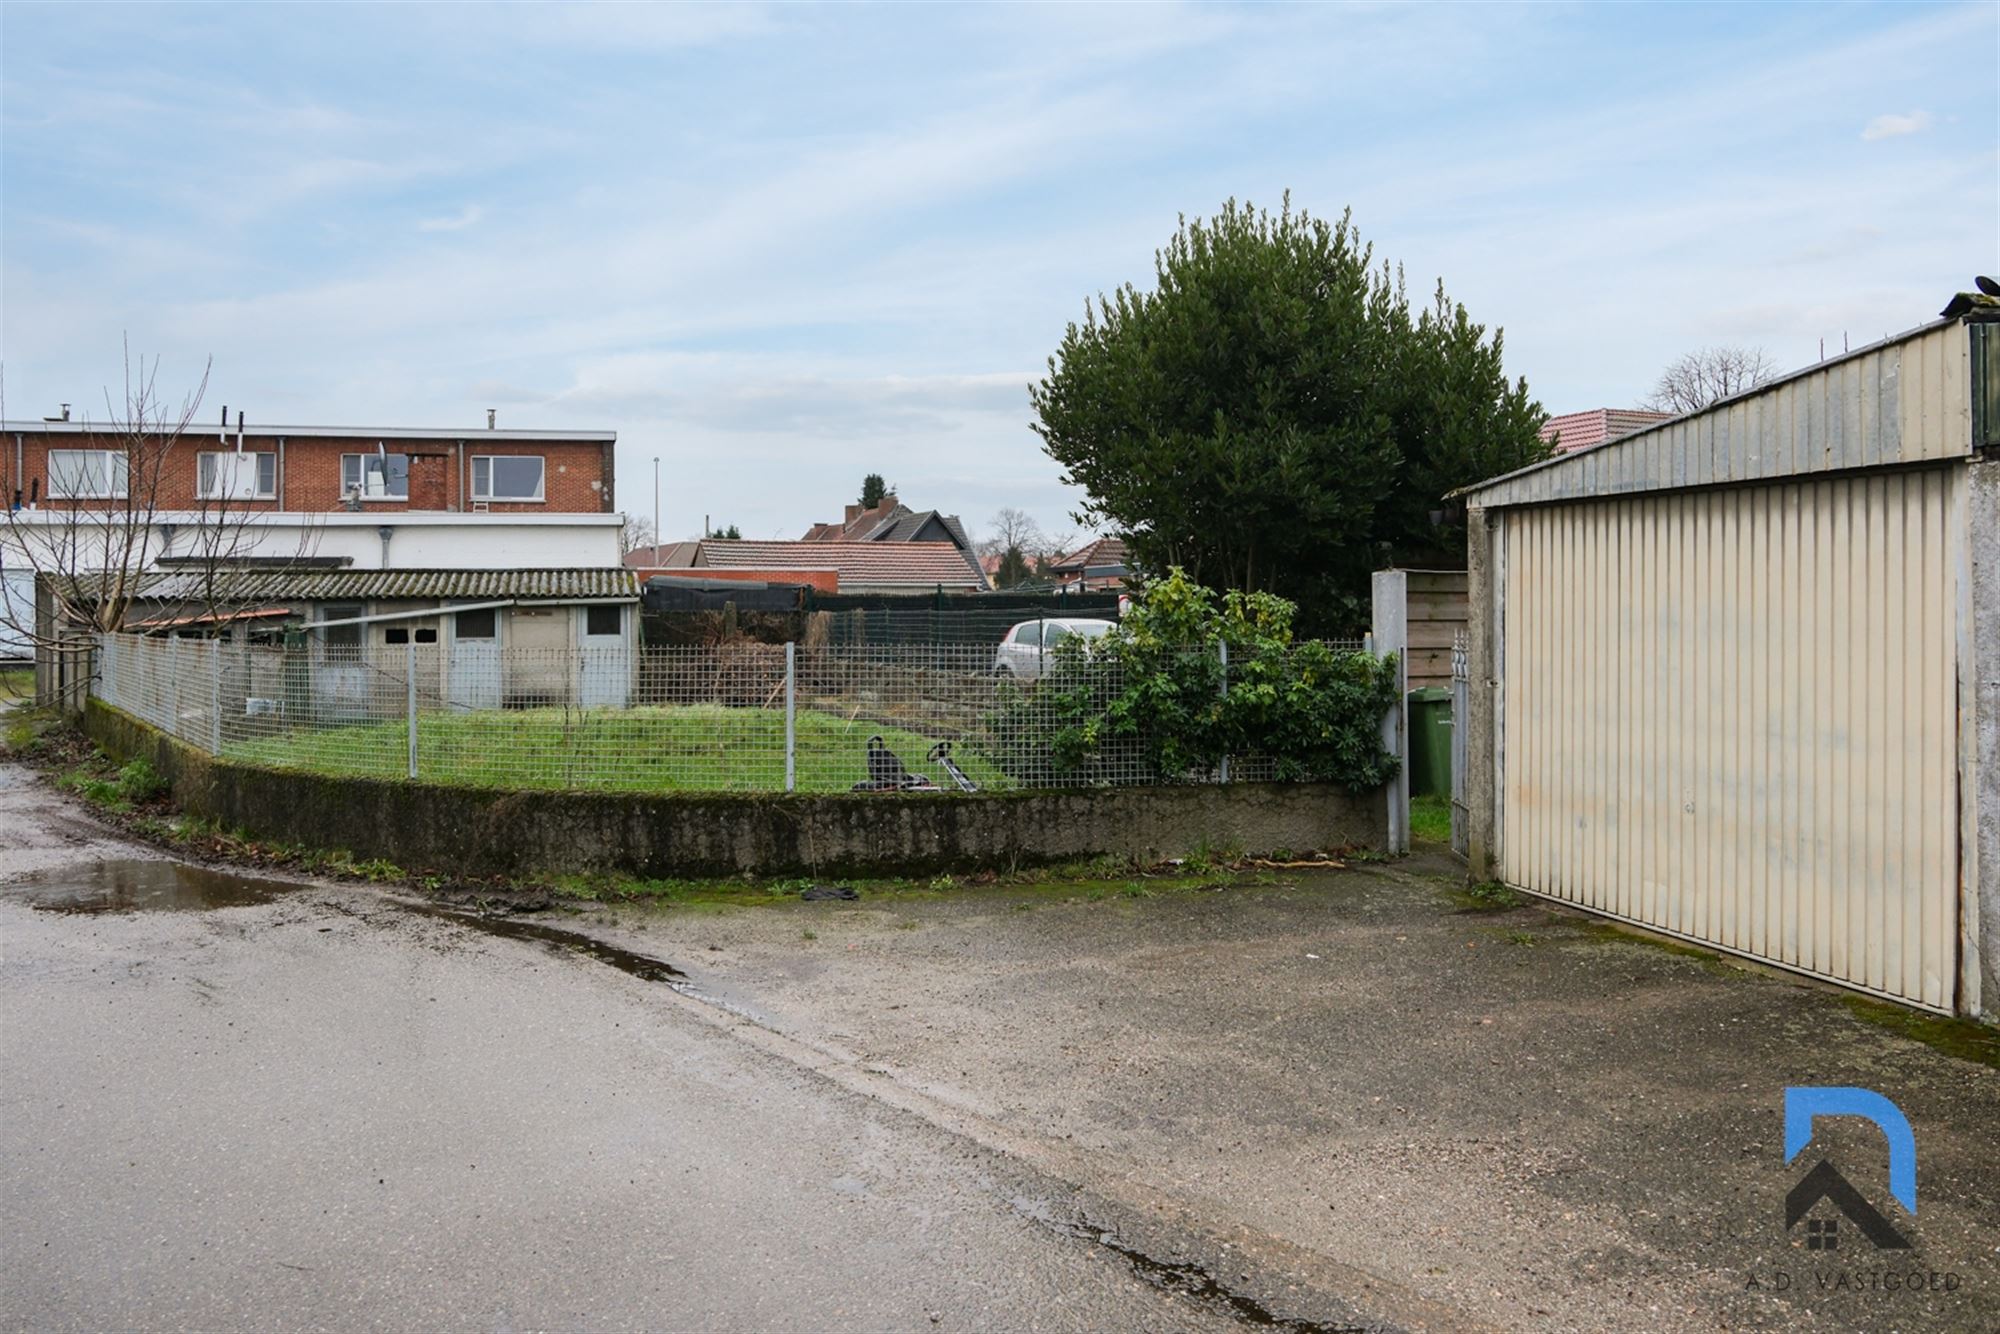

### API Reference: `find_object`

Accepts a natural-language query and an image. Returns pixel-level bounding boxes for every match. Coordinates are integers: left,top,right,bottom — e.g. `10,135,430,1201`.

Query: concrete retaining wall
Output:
85,700,1387,879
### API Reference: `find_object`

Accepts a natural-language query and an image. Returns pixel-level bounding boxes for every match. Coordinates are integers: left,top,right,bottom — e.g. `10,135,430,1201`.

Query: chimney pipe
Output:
486,408,496,430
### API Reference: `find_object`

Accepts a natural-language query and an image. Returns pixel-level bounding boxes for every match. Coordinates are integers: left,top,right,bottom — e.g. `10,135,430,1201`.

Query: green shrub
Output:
115,758,168,803
984,569,1400,790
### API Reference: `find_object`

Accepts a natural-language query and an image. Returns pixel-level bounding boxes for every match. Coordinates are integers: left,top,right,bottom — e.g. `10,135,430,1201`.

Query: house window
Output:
455,608,497,639
46,449,128,499
585,604,621,637
383,625,438,646
471,455,545,502
196,451,277,500
341,452,409,499
319,602,364,657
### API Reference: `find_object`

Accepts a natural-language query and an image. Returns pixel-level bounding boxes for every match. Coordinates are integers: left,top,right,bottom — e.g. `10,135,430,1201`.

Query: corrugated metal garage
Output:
1461,312,2000,1018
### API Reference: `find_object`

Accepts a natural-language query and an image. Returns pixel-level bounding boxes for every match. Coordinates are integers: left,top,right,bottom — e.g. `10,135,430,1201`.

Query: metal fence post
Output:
1217,639,1230,784
406,640,418,780
171,637,184,741
210,639,223,755
784,641,796,792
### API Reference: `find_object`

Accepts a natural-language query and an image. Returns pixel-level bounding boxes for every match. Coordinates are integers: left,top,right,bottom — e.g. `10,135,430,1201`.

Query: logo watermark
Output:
1743,1086,1965,1299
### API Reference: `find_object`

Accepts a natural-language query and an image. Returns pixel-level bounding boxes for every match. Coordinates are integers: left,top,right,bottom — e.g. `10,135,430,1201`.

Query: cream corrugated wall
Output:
1500,469,1960,1011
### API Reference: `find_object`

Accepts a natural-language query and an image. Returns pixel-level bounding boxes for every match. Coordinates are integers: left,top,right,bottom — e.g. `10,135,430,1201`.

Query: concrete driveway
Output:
578,851,2000,1332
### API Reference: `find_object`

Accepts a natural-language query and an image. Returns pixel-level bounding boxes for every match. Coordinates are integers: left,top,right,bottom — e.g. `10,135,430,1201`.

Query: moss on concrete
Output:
1839,995,2000,1070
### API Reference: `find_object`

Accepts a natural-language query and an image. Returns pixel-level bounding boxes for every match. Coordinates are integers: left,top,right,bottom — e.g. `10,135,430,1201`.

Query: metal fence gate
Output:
1498,471,1962,1012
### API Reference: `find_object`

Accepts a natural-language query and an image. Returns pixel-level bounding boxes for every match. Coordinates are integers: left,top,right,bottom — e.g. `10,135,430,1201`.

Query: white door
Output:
1499,471,1961,1011
576,604,629,708
446,606,502,711
505,607,569,706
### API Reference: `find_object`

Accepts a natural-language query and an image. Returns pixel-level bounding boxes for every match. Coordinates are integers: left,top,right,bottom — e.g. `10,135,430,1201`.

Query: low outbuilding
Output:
70,566,640,713
1458,306,1999,1019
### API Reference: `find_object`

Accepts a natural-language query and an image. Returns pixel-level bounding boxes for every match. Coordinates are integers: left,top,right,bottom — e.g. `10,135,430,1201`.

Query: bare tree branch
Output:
618,512,657,557
1640,345,1778,415
2,343,322,653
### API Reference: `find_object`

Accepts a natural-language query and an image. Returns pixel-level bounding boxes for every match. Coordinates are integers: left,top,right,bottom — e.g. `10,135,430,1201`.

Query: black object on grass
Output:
852,735,938,792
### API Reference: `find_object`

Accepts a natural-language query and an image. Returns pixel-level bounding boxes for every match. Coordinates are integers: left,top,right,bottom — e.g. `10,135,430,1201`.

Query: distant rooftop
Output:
693,539,987,589
1537,408,1672,454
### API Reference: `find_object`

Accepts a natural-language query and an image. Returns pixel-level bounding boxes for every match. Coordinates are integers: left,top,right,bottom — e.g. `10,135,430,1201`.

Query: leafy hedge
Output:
984,569,1400,790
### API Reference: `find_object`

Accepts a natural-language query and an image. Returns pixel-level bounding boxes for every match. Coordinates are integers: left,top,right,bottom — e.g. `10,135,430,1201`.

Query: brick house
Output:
2,418,617,515
2,418,622,661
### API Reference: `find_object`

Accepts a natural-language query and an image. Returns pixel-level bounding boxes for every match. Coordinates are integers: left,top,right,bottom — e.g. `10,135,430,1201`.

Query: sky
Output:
2,2,1994,547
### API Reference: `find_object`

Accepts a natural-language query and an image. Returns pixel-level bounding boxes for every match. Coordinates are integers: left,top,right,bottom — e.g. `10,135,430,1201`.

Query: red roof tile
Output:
1538,408,1673,453
693,540,986,589
1052,536,1128,572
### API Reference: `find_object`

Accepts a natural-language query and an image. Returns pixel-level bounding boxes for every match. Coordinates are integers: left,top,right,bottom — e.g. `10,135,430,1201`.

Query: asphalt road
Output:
0,763,1247,1333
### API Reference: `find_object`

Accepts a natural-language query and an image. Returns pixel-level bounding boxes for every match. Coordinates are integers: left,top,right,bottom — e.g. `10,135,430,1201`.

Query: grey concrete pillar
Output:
1967,458,1997,1022
1464,508,1499,884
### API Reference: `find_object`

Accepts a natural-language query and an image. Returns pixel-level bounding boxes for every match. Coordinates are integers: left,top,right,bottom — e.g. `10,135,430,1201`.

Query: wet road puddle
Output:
7,859,287,914
9,856,730,1013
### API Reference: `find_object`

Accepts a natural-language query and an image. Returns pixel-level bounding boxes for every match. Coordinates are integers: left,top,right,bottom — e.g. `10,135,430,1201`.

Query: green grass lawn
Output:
225,703,1009,795
1410,793,1453,843
0,665,31,702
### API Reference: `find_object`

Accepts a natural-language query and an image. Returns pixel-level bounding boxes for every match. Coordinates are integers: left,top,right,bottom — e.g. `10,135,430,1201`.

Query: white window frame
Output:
196,451,277,500
46,449,128,499
471,454,546,503
341,452,409,501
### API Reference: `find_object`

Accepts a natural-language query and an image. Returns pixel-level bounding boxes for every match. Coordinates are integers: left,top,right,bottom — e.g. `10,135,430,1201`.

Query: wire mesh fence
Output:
93,630,1364,796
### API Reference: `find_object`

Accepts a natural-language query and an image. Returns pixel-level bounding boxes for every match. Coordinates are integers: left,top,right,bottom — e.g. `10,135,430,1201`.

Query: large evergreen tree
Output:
1031,197,1547,632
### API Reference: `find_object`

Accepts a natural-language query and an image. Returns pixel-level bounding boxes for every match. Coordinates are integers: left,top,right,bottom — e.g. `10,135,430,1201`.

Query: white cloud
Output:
1862,110,1931,141
3,2,1993,541
417,204,485,233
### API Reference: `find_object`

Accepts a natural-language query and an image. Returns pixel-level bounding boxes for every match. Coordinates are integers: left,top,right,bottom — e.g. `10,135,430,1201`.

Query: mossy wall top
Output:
85,699,1387,879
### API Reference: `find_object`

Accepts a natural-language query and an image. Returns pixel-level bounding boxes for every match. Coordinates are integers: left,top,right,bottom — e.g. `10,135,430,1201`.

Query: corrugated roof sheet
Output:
104,567,639,603
693,540,986,587
1460,316,1974,509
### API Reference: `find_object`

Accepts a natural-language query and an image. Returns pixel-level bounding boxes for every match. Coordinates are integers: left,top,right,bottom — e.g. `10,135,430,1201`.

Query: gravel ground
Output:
576,853,2000,1332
